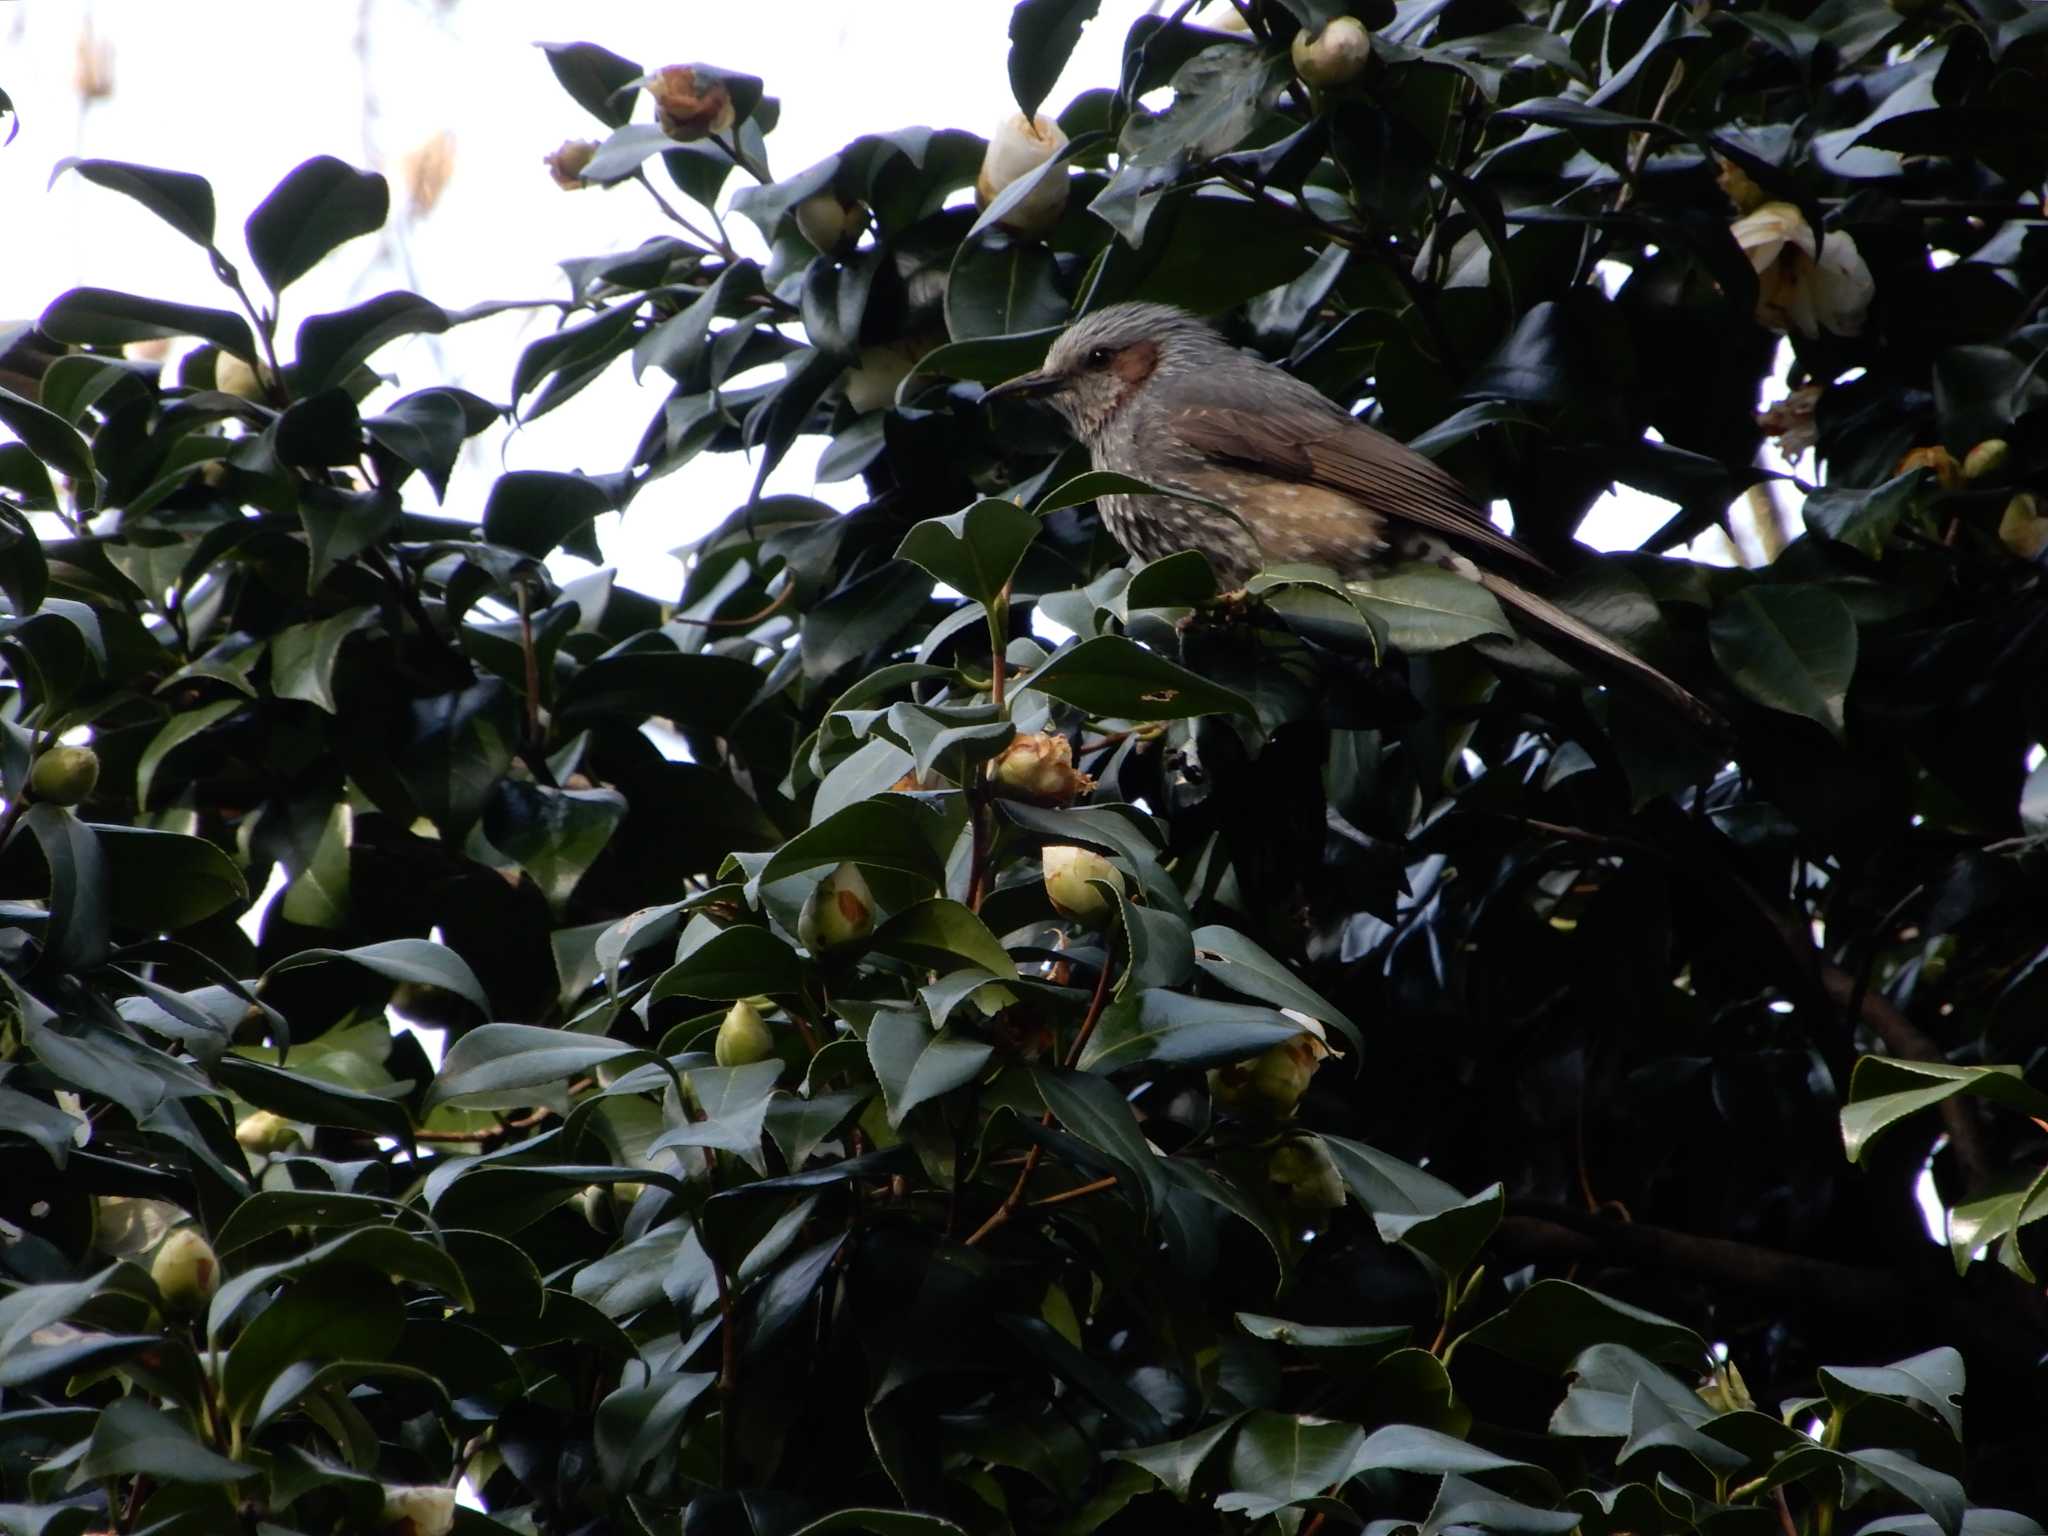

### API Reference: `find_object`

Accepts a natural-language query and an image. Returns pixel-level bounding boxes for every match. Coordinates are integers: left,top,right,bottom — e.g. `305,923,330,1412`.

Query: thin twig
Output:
699,583,794,628
1029,1174,1120,1209
714,1254,739,1488
632,167,738,261
965,953,1117,1247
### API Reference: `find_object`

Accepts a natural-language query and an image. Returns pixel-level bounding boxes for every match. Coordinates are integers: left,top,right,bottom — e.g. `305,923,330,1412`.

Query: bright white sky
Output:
2,0,1768,594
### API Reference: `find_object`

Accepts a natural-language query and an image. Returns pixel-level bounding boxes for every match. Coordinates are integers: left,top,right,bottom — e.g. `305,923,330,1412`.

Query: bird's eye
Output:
1085,346,1114,369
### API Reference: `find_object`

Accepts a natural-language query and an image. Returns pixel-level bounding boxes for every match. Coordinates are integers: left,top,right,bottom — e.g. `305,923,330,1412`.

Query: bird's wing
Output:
1164,402,1548,575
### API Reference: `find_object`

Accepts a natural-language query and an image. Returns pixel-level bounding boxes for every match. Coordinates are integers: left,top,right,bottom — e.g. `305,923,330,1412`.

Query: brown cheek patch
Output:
1111,339,1160,385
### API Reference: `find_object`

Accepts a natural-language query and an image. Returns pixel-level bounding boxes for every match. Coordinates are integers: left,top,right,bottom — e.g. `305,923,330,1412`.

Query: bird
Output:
981,300,1715,725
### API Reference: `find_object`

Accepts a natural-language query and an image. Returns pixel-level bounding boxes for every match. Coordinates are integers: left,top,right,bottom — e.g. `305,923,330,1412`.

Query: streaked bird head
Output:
981,301,1228,440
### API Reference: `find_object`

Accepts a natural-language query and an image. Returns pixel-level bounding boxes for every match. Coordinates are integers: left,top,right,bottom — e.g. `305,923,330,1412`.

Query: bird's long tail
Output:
1473,568,1723,730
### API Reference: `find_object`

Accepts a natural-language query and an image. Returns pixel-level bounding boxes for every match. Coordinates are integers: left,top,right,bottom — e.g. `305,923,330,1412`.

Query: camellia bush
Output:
3,0,2048,1531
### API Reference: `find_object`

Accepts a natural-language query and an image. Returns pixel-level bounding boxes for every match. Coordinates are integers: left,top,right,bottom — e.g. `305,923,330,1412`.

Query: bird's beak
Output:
981,368,1065,405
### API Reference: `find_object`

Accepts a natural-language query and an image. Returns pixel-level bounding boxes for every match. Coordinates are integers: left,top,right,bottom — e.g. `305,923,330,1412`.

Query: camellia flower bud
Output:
1962,439,2009,482
1266,1136,1346,1209
1999,494,2048,560
843,337,938,414
545,139,599,190
1043,845,1124,925
1697,1359,1755,1414
235,1110,300,1155
1208,1032,1325,1120
648,65,735,143
381,1485,457,1536
1894,445,1961,491
29,744,99,806
151,1228,220,1314
715,999,775,1067
1731,202,1874,339
798,862,876,953
976,112,1069,238
1291,17,1373,87
991,731,1094,806
214,351,265,401
795,193,866,255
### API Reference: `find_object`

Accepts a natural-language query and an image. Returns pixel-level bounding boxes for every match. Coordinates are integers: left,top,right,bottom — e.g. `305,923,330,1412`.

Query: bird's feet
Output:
1175,587,1256,631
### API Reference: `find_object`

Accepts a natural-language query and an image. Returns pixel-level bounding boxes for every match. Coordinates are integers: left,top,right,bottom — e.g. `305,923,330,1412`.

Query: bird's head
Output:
982,301,1224,440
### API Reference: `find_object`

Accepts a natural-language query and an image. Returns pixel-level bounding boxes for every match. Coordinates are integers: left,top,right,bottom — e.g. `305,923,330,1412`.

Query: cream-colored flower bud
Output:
648,66,736,143
545,139,599,190
1697,1360,1756,1414
151,1228,220,1313
991,731,1093,806
1291,17,1372,87
795,193,866,255
1266,1136,1346,1209
29,744,99,806
381,1485,457,1536
798,863,876,953
1208,1032,1324,1120
1043,845,1123,925
714,999,775,1067
214,351,264,401
235,1110,300,1155
1963,440,2009,482
1999,494,2048,559
843,340,924,414
976,113,1070,238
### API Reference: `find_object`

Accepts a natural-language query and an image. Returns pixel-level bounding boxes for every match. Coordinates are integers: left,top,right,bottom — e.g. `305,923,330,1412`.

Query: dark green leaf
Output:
1009,0,1101,120
247,155,390,295
1020,635,1253,721
650,924,806,1002
867,1012,992,1126
872,898,1018,978
538,40,645,129
1323,1135,1503,1277
293,291,449,398
51,158,216,247
0,387,95,505
38,288,256,369
266,938,488,1014
482,471,617,563
1709,585,1858,738
483,780,628,911
76,1397,249,1484
269,605,374,713
1078,991,1301,1073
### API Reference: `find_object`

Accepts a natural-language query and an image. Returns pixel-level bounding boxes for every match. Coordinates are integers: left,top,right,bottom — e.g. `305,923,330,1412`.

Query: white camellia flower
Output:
976,112,1070,238
1730,201,1874,338
381,1485,457,1536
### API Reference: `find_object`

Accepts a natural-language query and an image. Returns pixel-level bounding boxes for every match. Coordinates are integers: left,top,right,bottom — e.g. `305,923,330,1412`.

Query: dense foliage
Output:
3,0,2048,1532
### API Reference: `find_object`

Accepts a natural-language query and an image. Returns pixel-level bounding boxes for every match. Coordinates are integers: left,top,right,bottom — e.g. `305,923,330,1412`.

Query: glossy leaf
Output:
247,155,389,294
1709,585,1858,738
1019,635,1254,721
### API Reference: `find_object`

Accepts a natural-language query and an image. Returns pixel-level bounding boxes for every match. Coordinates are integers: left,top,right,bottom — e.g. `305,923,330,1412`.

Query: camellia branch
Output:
1500,1205,1908,1315
964,950,1118,1247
